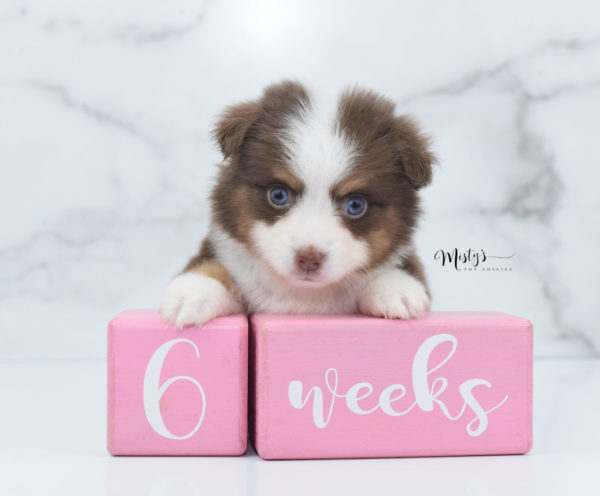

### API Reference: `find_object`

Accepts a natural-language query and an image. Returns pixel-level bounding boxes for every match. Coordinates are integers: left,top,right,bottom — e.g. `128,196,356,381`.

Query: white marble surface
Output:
1,0,600,360
1,358,599,495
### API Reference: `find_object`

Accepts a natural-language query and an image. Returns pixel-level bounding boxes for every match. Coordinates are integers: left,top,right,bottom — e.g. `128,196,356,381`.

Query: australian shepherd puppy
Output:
160,80,435,329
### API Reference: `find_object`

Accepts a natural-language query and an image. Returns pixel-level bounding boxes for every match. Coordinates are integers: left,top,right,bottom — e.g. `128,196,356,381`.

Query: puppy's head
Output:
211,80,434,288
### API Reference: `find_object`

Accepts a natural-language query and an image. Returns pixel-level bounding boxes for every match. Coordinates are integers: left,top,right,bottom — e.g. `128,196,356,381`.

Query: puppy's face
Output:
211,81,434,288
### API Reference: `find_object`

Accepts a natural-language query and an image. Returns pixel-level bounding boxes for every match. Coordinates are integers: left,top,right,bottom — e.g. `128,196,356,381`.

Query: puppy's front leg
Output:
357,254,430,319
159,239,244,329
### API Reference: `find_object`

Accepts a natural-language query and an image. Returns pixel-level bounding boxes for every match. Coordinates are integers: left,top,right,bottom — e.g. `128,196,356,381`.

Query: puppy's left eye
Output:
344,196,367,217
268,186,290,207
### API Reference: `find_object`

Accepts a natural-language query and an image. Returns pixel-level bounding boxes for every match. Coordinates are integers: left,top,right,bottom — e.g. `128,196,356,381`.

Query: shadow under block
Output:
249,312,533,460
107,310,248,456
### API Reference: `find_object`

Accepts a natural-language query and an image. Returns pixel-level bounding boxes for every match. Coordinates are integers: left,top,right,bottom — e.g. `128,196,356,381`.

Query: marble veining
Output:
25,80,165,155
1,0,599,360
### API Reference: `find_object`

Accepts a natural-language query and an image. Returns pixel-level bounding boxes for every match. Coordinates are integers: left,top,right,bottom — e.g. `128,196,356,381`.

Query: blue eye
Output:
345,196,367,217
269,186,289,207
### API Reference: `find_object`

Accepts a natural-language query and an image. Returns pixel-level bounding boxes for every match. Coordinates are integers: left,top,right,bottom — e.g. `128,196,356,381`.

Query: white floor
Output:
1,359,599,496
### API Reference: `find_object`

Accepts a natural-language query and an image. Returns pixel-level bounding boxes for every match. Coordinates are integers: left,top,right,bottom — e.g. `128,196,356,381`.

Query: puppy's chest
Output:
239,279,360,315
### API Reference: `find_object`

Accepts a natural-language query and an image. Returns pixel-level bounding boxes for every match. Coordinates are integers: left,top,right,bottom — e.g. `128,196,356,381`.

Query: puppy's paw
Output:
357,270,429,319
159,272,243,329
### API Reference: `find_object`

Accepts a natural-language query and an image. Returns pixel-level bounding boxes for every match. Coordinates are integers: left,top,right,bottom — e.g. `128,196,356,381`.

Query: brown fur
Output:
398,251,430,298
184,239,242,303
337,88,435,189
189,260,242,303
183,238,216,271
210,81,309,246
332,88,435,271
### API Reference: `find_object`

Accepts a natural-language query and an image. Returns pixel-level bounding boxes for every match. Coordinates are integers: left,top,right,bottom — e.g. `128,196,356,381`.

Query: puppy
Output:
160,80,435,328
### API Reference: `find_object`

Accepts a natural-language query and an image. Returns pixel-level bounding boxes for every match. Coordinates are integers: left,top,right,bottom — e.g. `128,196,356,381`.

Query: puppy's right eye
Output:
343,195,367,217
268,186,290,207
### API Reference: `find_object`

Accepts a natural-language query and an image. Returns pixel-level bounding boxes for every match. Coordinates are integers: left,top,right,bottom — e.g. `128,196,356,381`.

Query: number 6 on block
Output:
143,339,206,440
107,310,248,456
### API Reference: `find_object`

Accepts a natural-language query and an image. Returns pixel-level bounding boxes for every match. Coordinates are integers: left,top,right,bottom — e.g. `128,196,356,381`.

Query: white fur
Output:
280,87,359,191
357,268,430,319
159,272,243,329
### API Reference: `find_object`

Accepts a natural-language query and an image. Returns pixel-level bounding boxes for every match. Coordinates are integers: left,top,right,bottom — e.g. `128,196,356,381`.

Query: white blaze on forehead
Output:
278,87,359,198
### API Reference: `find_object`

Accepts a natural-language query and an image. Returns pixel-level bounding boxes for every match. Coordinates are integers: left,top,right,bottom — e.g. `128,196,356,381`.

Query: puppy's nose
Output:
295,247,326,272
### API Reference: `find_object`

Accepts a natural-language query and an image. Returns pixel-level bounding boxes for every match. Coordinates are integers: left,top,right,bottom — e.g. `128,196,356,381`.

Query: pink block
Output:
107,309,248,456
250,312,533,460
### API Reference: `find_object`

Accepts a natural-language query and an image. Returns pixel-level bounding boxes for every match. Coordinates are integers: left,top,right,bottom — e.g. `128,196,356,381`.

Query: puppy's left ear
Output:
393,116,436,189
212,101,261,159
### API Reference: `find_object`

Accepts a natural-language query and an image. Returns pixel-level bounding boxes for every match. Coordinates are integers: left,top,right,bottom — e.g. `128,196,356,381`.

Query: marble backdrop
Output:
1,0,599,361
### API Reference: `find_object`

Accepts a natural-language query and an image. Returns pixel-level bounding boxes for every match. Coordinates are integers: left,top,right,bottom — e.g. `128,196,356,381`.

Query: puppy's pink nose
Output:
295,247,325,272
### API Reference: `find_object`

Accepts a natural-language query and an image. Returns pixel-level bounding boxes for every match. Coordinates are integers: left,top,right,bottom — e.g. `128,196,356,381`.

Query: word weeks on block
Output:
250,311,533,460
107,309,248,456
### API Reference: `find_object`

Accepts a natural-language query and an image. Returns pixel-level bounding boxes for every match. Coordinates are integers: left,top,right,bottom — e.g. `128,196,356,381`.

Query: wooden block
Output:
249,312,533,460
107,309,248,456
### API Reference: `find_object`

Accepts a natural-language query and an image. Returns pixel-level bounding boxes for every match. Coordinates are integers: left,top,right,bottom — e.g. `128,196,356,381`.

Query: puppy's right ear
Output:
212,101,261,159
